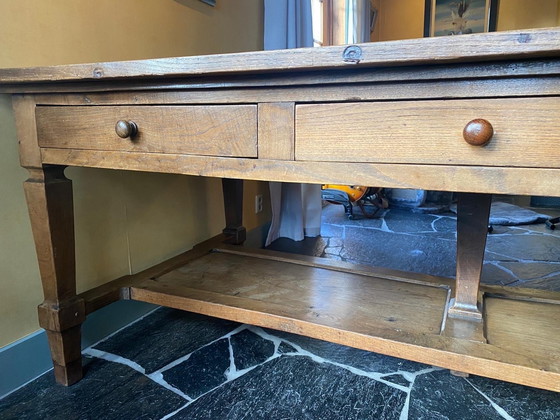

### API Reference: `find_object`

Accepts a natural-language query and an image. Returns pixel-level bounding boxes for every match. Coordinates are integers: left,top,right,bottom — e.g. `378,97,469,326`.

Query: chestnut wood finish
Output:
36,105,258,157
463,119,494,146
2,28,560,392
129,248,560,391
449,193,492,321
295,97,560,167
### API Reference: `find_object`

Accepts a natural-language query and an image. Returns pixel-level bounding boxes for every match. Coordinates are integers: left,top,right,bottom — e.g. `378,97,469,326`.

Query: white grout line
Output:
83,348,191,401
380,218,392,233
83,348,146,374
84,312,533,420
225,336,238,381
146,371,192,401
395,366,446,420
485,261,521,282
430,216,443,232
159,402,192,420
248,325,421,393
157,352,283,419
465,378,516,420
157,324,248,374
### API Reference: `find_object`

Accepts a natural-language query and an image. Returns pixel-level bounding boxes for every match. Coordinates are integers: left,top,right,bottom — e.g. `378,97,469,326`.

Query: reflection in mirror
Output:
313,0,560,45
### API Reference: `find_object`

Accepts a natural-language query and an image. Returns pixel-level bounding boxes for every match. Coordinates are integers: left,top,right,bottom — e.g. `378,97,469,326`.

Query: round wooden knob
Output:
115,120,138,138
463,119,493,146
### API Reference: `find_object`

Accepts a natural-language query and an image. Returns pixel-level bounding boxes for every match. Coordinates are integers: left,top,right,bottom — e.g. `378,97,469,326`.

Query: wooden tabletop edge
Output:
1,27,559,85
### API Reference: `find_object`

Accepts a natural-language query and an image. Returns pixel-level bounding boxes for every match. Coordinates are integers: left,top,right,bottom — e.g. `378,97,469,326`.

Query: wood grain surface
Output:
128,248,560,391
0,28,559,85
295,97,560,168
40,149,560,197
258,102,295,160
36,105,257,157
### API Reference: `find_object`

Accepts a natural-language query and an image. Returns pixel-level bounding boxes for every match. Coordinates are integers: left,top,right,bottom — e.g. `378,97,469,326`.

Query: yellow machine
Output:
321,185,388,219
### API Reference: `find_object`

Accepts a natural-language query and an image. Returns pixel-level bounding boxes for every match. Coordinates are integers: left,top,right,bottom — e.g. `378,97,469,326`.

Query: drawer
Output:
36,105,257,157
295,97,560,168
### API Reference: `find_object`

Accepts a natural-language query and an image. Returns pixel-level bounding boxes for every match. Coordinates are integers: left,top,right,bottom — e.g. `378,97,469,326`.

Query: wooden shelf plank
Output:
129,248,560,392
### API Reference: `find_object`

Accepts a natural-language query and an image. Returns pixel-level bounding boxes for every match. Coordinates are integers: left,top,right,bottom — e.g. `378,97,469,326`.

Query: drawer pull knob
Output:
463,119,493,146
115,120,138,138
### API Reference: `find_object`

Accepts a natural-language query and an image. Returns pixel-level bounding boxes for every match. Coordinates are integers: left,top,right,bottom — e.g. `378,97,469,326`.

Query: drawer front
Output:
295,97,560,168
36,105,257,157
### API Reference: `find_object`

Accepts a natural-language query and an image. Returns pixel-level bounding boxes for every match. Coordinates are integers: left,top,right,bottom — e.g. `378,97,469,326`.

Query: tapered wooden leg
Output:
222,178,246,245
24,166,85,386
448,192,492,320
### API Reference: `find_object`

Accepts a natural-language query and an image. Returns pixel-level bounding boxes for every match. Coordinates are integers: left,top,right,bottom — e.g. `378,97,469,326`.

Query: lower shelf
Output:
128,246,560,392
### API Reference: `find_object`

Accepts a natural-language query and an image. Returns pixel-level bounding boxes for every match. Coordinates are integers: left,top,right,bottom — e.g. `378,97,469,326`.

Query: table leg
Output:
222,178,246,244
448,192,492,320
24,166,85,385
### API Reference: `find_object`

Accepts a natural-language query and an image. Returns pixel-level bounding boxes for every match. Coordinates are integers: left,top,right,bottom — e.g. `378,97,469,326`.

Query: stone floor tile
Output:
327,237,345,247
320,222,344,239
162,338,230,399
382,209,439,233
230,329,275,371
409,370,503,419
321,204,386,228
432,215,457,232
0,356,185,420
342,227,456,277
170,356,407,420
93,308,239,373
499,261,560,281
381,374,412,387
324,245,343,255
264,329,431,374
467,376,560,420
512,275,560,291
278,341,298,354
415,231,458,241
486,234,560,262
488,225,541,235
481,263,519,286
266,236,327,258
516,223,560,235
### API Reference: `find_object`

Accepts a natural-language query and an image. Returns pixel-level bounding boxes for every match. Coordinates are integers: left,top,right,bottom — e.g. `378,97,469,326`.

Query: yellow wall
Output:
0,0,265,347
375,0,425,41
372,0,559,42
497,0,559,31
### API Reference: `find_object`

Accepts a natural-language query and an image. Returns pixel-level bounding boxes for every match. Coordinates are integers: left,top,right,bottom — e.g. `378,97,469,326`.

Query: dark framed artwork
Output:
424,0,498,37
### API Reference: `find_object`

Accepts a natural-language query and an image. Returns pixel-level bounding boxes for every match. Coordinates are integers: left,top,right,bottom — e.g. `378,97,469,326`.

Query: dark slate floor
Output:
1,200,559,419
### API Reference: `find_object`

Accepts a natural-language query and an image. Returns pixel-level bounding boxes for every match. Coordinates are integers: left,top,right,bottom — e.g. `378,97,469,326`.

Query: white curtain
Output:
264,0,321,246
346,0,374,44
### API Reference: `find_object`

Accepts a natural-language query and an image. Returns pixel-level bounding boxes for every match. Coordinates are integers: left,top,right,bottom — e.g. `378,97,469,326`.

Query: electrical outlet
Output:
255,194,263,214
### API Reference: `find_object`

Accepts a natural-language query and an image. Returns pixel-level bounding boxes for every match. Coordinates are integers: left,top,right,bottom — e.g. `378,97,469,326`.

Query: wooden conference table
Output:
1,28,559,392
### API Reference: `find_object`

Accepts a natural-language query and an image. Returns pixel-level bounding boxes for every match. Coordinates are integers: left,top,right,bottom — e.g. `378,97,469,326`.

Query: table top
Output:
0,27,559,89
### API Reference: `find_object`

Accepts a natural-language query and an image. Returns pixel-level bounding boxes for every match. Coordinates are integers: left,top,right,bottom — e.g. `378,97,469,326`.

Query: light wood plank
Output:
23,166,84,386
151,251,448,335
0,28,559,85
17,75,560,100
128,249,560,391
296,97,560,168
7,59,559,96
449,193,492,320
258,103,295,160
12,95,41,169
485,297,560,369
40,148,560,197
78,234,229,314
36,105,257,157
